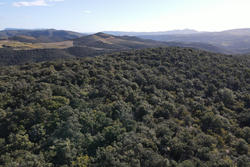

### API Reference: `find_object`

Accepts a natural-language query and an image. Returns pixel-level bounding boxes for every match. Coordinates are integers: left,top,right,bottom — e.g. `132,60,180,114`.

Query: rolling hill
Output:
73,32,226,53
0,40,74,50
139,28,250,54
0,32,170,65
2,28,250,54
0,29,85,43
73,32,168,50
0,32,236,65
0,46,108,66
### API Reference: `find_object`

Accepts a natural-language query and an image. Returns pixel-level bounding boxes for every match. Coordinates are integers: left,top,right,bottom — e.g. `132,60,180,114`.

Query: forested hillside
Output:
0,47,249,166
0,47,107,66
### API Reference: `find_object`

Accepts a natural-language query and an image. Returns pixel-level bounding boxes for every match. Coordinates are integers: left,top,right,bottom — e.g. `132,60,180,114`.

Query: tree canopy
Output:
0,47,249,166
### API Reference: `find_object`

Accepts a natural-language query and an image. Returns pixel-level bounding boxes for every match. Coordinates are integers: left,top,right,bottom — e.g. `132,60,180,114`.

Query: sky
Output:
0,0,250,32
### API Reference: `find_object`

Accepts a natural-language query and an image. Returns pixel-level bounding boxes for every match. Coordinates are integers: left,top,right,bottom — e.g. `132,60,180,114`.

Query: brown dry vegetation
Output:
0,40,73,50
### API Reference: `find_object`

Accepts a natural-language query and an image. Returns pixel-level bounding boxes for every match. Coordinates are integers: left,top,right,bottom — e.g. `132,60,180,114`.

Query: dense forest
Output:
0,47,107,66
0,47,249,166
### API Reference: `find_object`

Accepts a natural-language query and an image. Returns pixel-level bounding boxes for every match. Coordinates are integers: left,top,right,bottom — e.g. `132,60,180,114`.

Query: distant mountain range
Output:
0,32,229,65
138,28,250,54
103,29,199,36
69,32,238,54
1,28,250,56
0,29,85,43
1,30,221,52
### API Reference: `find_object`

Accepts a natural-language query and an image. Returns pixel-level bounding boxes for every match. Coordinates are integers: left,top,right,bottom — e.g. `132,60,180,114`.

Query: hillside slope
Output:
74,32,225,53
0,46,107,66
0,47,249,166
0,31,247,66
73,32,167,50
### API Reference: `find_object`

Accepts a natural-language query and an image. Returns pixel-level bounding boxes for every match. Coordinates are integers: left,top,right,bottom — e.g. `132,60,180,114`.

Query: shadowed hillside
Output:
0,46,108,66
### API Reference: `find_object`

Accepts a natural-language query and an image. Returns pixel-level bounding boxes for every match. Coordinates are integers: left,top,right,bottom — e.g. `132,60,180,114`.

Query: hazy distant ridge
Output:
103,29,199,36
138,28,250,54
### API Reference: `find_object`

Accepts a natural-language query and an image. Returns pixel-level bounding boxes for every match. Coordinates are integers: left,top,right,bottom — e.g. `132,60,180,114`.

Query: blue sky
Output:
0,0,250,32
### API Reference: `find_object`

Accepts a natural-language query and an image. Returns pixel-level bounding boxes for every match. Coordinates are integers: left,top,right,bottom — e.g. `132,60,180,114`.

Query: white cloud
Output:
13,0,64,7
13,0,47,7
84,10,92,14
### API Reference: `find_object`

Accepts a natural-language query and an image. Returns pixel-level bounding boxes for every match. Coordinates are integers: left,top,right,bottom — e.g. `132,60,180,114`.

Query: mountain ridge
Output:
0,29,85,43
139,28,250,54
103,29,199,36
0,32,238,65
2,28,250,54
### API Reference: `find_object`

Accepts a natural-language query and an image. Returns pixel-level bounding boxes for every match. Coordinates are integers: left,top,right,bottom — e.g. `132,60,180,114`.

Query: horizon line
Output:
1,27,250,34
